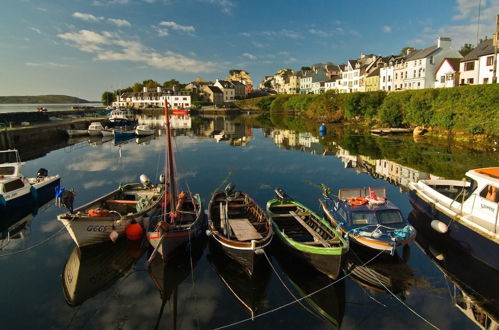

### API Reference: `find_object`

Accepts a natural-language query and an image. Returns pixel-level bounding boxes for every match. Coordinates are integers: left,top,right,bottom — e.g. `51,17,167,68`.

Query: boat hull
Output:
409,191,499,271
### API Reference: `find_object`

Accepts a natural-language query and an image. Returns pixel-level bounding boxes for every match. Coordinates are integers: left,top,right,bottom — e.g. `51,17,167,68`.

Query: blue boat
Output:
319,186,416,254
0,149,60,214
408,167,499,272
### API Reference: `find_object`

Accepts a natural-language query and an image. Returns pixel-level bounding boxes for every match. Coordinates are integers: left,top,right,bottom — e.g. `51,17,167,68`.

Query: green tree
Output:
143,79,160,89
132,82,143,93
459,43,474,57
101,91,116,106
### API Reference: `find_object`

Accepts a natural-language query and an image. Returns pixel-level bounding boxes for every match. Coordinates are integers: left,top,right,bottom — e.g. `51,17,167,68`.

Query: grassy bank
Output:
235,84,499,136
0,95,90,104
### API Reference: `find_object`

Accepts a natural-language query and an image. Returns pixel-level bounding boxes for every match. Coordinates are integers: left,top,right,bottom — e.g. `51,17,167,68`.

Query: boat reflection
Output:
207,241,271,318
62,238,146,306
273,244,346,328
409,209,499,328
344,251,415,298
0,192,55,250
148,237,207,330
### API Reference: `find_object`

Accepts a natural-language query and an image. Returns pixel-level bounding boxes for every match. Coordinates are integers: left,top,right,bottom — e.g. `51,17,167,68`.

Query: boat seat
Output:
228,218,262,241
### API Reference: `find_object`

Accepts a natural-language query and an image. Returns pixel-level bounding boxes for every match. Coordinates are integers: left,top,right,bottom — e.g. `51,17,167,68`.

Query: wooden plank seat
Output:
106,200,139,204
228,218,263,241
289,211,330,247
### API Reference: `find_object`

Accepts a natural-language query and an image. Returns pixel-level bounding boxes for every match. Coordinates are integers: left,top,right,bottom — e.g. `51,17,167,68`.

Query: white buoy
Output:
430,220,448,234
140,174,151,186
205,229,212,237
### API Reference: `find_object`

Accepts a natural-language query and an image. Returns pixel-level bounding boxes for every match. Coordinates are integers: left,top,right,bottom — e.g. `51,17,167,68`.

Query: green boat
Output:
266,188,349,279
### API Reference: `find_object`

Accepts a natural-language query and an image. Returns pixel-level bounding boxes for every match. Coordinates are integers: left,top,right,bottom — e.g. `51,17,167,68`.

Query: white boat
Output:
57,175,164,248
0,149,60,214
109,108,136,124
87,122,104,136
135,124,154,136
101,128,114,137
408,167,499,271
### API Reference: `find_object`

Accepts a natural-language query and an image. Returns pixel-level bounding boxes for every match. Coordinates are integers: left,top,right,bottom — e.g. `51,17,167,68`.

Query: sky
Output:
0,0,498,100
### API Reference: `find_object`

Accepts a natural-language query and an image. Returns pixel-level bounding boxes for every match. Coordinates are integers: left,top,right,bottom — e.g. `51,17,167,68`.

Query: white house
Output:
214,79,236,102
459,39,493,85
434,58,461,88
114,86,191,108
404,37,462,90
379,56,396,91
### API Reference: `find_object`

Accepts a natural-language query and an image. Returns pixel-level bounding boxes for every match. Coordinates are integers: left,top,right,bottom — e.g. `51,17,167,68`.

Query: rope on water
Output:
261,250,317,317
348,249,440,330
213,250,385,330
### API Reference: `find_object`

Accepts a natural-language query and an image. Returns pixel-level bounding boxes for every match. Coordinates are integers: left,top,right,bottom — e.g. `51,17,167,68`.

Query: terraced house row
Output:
261,36,498,95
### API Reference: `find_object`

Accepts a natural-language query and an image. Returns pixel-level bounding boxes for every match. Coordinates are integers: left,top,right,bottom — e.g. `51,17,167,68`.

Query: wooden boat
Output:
0,149,60,214
408,167,499,271
207,184,273,276
266,188,348,279
319,186,416,254
135,124,154,136
62,238,145,306
57,177,164,248
146,100,204,261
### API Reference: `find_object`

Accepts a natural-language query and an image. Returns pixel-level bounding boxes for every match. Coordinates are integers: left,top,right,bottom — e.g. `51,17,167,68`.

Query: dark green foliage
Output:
378,96,404,127
343,92,363,118
255,96,276,110
101,91,116,106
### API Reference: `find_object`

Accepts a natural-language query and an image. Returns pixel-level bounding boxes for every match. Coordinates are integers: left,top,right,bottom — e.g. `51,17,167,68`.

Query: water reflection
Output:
273,244,346,328
62,239,146,306
409,210,499,328
148,237,206,329
207,241,271,319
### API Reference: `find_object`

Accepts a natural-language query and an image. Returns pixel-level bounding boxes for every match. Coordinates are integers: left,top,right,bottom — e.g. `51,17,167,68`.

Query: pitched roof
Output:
462,39,494,61
367,67,380,77
216,80,235,88
434,58,461,74
207,86,223,94
406,45,439,61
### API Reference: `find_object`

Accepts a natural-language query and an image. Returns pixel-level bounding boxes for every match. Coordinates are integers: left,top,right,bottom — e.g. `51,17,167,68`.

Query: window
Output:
467,78,474,84
440,76,445,83
3,179,25,193
377,210,404,224
464,62,475,71
486,56,493,66
484,78,489,84
0,166,15,175
430,56,434,65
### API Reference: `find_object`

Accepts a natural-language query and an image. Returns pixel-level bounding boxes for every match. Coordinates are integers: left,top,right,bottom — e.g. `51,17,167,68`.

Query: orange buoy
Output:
125,223,144,241
348,197,368,206
88,208,110,217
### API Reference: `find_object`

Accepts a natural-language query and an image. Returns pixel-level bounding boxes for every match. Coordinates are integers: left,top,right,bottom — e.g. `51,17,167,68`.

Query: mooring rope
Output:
261,250,317,316
212,250,385,330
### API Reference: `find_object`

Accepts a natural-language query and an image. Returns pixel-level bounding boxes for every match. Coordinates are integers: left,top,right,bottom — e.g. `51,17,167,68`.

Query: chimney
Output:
157,86,161,93
142,86,148,93
438,37,451,48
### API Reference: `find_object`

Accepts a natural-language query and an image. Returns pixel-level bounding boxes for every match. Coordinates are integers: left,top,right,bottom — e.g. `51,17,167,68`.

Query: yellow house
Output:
366,67,380,91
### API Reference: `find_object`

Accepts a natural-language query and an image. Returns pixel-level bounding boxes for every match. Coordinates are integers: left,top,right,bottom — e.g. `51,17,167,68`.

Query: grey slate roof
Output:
405,45,439,61
462,39,494,61
217,80,235,88
207,86,223,94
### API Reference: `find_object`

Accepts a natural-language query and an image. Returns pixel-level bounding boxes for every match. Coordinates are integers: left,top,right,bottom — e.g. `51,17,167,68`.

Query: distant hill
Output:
0,95,90,104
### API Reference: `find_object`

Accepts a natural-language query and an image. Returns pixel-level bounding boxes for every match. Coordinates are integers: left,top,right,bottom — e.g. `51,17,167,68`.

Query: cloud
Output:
25,62,68,67
308,28,331,37
29,27,42,34
58,29,217,72
108,18,131,27
200,0,235,15
381,25,392,33
159,21,195,33
242,52,257,60
73,12,102,22
93,0,130,5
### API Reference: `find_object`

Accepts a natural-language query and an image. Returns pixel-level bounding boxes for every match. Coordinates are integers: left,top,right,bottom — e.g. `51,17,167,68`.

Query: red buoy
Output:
125,223,144,241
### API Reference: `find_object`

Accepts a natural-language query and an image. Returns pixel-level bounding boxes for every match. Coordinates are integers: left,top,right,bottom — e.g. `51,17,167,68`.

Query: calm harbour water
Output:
0,113,497,329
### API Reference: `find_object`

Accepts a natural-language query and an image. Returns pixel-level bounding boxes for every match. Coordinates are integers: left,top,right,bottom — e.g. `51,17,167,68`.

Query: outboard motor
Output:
140,174,151,187
37,168,48,178
275,188,291,201
224,183,235,196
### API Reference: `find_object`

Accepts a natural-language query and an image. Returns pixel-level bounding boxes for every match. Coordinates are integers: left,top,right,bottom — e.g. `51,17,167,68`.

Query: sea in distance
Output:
0,103,102,113
0,112,497,329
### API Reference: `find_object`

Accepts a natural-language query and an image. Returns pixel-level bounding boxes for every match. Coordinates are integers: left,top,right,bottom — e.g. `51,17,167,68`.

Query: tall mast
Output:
165,99,177,220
